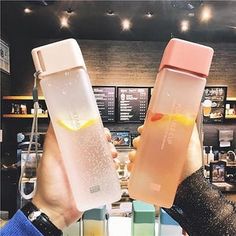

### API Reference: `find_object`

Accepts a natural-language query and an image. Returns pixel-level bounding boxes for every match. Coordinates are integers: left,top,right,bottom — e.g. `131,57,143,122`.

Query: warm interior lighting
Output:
200,6,212,22
181,20,189,32
226,25,236,30
66,8,74,14
60,16,69,28
188,12,195,17
24,8,32,14
106,10,114,16
146,12,153,18
122,19,131,31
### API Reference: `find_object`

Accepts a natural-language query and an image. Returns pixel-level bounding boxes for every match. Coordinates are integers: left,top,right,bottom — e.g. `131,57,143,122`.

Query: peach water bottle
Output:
32,39,121,211
128,38,214,208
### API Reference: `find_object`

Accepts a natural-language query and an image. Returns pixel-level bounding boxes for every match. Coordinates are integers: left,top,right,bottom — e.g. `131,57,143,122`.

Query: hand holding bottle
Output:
128,123,202,184
32,124,118,230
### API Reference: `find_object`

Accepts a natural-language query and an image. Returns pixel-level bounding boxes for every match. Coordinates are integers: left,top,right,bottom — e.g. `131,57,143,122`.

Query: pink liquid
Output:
129,111,194,207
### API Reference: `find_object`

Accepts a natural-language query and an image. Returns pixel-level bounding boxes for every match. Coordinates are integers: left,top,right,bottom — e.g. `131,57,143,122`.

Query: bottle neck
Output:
161,65,207,78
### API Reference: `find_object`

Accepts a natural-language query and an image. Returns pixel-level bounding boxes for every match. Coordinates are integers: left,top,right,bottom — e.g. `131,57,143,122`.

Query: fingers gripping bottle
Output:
32,39,121,211
128,38,214,208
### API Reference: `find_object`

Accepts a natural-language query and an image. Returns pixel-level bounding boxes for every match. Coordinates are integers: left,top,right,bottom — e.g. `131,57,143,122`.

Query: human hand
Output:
32,124,117,230
128,123,202,183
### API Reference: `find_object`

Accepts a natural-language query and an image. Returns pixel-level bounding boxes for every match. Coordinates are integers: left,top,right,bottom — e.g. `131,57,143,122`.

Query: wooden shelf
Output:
3,96,45,100
227,97,236,101
3,114,48,118
225,114,236,119
2,96,47,119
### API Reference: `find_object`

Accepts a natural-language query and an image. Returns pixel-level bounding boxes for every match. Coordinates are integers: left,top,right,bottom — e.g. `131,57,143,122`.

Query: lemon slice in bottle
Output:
58,118,98,131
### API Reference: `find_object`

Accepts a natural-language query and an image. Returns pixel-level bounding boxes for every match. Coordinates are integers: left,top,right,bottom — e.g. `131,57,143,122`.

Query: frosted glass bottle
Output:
32,39,121,211
63,220,81,236
128,38,214,208
82,206,108,236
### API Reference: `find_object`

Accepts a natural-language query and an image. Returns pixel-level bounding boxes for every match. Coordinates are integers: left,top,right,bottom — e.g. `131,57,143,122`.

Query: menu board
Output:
110,131,130,147
117,87,149,123
0,39,10,74
92,86,116,123
202,86,227,123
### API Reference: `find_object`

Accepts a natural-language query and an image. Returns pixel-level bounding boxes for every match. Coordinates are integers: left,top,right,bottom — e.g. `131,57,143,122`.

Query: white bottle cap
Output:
32,39,86,78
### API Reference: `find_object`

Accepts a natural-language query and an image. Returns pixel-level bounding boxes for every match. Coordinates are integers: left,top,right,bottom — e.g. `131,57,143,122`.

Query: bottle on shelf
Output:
208,146,214,163
82,206,108,236
132,200,156,236
203,146,208,166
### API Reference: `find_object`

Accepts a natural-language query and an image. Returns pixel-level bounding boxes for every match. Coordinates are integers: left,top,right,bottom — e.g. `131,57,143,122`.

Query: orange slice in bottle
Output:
150,112,194,126
172,114,194,126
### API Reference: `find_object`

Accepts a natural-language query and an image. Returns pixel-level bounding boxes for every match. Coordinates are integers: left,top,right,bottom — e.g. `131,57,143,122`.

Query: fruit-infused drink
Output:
128,38,214,208
130,111,194,206
55,117,118,210
32,39,121,211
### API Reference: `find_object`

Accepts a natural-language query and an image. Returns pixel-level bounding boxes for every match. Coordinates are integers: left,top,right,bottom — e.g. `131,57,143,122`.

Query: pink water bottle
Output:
128,38,214,208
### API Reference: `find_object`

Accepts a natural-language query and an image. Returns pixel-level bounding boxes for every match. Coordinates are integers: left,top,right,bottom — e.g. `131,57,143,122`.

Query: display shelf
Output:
225,97,236,121
225,114,236,119
2,96,48,119
227,97,236,101
2,114,48,118
3,96,45,100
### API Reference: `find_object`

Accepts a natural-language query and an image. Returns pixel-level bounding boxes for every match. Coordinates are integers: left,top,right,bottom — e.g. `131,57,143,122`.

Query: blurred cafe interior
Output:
1,1,236,235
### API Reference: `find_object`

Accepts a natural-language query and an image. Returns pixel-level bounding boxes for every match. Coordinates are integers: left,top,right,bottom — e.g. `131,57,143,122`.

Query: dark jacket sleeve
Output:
164,168,236,236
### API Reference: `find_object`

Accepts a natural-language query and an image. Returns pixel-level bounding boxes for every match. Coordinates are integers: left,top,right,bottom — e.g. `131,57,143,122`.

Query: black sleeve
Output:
164,168,236,236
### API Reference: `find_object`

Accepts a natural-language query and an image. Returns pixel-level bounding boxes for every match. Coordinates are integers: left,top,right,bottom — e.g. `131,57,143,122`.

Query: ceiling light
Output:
60,16,69,28
41,1,48,6
122,19,131,31
106,10,114,16
188,12,195,17
187,3,194,10
66,8,74,14
226,25,236,30
24,8,32,14
180,20,190,32
200,5,212,22
146,11,153,18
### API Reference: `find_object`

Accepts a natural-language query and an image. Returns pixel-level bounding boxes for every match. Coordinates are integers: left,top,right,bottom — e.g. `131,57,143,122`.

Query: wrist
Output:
32,197,66,230
21,201,63,236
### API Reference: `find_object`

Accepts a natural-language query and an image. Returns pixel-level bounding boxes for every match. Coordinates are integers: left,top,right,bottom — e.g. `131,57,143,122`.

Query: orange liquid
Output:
128,111,194,208
203,106,211,117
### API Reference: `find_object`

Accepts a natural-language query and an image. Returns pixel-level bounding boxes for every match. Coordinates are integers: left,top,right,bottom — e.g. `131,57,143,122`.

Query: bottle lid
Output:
132,200,155,224
159,38,214,76
160,209,179,226
82,206,107,221
32,39,86,78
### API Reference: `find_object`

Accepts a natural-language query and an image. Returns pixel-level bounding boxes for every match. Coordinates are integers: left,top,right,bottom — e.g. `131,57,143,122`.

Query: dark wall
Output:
6,39,236,97
1,72,11,97
204,123,236,149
